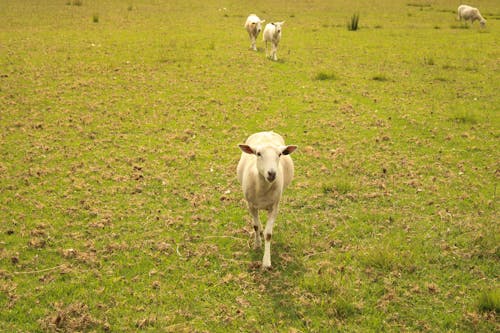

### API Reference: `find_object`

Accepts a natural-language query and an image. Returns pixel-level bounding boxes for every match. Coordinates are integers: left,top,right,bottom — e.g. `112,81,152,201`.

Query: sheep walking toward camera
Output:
237,131,297,269
457,5,486,27
263,21,285,61
245,14,265,51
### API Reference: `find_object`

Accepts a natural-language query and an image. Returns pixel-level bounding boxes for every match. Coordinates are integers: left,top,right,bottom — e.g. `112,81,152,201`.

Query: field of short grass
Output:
1,0,499,331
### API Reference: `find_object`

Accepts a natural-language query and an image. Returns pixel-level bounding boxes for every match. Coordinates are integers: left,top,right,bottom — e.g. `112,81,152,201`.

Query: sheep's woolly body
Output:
237,131,297,268
263,22,284,61
245,14,265,51
457,5,486,27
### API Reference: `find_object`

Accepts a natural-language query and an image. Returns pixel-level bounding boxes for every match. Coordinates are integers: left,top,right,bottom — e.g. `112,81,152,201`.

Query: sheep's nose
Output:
267,171,276,182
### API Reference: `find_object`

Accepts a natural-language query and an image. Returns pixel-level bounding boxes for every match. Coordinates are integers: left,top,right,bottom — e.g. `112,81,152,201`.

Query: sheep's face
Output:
251,19,265,34
480,19,486,27
239,144,297,183
272,21,285,36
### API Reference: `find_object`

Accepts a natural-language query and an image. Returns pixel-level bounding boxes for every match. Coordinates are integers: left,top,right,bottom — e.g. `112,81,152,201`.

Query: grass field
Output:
1,0,499,331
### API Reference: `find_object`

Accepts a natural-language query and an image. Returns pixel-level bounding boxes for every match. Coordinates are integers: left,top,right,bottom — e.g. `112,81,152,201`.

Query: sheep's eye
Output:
278,153,282,157
256,152,261,157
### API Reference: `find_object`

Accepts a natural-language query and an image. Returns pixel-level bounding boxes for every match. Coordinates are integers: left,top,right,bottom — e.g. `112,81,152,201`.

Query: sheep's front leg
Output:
262,203,279,269
251,36,256,51
249,206,262,249
272,43,278,61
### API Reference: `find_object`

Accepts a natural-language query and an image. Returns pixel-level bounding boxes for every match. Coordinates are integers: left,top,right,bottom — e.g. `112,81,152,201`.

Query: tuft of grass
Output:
331,298,359,319
334,179,354,195
322,184,334,194
478,289,500,313
442,64,457,70
72,0,83,6
424,56,435,65
127,5,133,11
361,248,397,271
372,74,389,81
92,13,99,23
322,179,354,196
450,23,469,29
464,65,478,72
314,72,337,81
449,111,478,124
407,3,431,8
347,13,360,31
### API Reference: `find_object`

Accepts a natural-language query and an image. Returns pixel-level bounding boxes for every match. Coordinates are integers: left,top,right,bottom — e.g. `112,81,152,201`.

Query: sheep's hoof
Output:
262,258,272,270
262,263,273,271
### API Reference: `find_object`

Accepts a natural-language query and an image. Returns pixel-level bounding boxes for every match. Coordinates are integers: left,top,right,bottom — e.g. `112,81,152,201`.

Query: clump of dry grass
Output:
40,302,107,332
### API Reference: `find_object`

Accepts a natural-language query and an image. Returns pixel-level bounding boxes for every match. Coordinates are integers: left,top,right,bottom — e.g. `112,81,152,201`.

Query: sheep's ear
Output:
281,145,297,155
261,19,265,23
239,144,255,155
279,21,285,25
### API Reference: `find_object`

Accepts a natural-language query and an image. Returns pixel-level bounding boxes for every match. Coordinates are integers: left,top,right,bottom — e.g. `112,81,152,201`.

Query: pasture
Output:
1,0,499,331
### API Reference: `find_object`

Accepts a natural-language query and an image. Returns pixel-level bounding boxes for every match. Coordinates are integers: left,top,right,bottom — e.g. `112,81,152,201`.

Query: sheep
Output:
237,131,297,269
457,5,486,28
245,14,265,51
263,21,285,61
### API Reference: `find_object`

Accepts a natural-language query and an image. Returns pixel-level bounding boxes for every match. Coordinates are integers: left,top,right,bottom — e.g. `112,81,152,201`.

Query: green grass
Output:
314,71,337,81
1,0,499,332
478,289,500,313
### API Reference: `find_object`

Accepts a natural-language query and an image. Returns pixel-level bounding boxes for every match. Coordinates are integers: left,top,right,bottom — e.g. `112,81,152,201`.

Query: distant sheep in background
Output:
457,4,486,27
237,131,297,269
245,14,265,51
263,21,285,61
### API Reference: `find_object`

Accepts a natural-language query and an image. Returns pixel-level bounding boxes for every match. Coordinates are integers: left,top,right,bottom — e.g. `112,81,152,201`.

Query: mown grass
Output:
1,0,499,332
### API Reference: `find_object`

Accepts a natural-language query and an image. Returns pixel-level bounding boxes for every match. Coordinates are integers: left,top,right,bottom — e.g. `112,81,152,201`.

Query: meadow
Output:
0,0,499,331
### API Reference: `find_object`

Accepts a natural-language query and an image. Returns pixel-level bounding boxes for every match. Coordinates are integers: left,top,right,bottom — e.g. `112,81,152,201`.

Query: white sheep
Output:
245,14,265,51
263,21,285,61
457,5,486,27
237,131,297,269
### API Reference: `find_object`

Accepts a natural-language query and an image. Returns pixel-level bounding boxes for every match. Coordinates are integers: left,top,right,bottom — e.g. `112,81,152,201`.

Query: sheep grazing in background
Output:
263,21,285,61
457,4,486,28
245,14,265,51
237,131,297,269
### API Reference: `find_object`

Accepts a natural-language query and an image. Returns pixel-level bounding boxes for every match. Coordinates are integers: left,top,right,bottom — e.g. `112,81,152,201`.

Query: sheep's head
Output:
480,19,486,27
272,21,285,35
239,144,297,183
252,19,266,34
